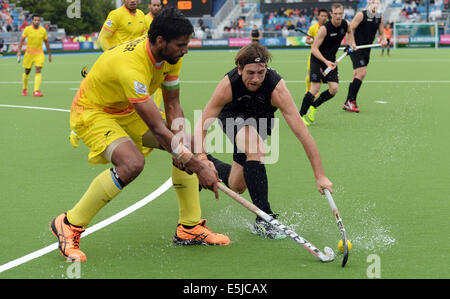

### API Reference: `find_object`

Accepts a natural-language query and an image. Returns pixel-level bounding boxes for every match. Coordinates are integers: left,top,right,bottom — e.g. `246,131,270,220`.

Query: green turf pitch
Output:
0,48,449,279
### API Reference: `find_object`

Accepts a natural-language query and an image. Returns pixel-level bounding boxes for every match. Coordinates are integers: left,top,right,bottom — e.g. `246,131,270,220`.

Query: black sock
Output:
300,92,315,116
207,154,231,187
346,82,354,102
312,90,334,108
64,215,83,228
243,160,273,220
110,167,126,189
182,224,196,229
351,78,362,102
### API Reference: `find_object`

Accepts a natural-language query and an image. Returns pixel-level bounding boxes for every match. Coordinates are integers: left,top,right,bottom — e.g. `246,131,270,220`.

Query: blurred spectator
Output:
344,5,355,20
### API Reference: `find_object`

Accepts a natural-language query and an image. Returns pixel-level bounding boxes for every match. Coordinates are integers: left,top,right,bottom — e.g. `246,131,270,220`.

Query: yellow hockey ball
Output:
338,240,352,253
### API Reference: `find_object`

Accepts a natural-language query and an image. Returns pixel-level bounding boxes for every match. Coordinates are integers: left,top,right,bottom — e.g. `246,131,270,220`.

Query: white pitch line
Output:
0,104,173,274
0,104,70,113
0,179,172,274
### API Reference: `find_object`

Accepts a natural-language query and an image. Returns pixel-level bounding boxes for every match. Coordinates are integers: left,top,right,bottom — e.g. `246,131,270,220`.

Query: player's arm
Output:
345,20,357,50
161,87,189,145
306,26,314,45
270,79,333,194
98,12,117,51
98,26,115,51
311,26,334,69
133,99,219,195
16,34,26,59
350,11,363,32
44,38,52,63
378,16,387,46
193,76,233,156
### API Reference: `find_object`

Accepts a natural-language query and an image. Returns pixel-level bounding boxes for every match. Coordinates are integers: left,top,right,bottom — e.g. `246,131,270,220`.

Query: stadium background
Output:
1,0,449,53
0,0,449,280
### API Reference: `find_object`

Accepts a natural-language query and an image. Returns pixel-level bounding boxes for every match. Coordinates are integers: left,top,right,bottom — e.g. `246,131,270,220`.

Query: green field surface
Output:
0,48,449,279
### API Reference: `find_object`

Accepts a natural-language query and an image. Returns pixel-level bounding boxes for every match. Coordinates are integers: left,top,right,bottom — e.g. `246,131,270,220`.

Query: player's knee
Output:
355,69,366,80
229,181,247,194
329,86,338,95
25,69,31,75
121,155,145,181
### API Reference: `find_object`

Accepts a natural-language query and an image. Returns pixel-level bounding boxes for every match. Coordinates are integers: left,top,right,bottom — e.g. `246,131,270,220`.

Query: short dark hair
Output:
331,3,344,11
148,7,194,44
32,14,40,19
235,42,272,68
318,8,328,15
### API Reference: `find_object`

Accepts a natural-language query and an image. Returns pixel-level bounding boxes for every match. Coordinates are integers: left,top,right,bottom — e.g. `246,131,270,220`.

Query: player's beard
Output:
161,46,183,65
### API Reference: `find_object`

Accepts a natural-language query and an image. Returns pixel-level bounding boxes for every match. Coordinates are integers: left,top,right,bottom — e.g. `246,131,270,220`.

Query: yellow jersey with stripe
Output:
307,23,320,41
144,13,154,32
22,25,48,55
76,36,181,114
102,5,147,48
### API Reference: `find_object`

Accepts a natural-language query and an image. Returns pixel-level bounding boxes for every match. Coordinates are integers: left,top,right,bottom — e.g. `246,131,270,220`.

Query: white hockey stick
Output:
323,43,381,75
323,189,349,267
218,183,335,263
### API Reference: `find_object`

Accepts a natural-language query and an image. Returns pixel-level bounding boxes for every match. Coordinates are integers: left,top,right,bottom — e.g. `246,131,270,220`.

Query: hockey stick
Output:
323,43,381,75
323,189,349,267
217,183,335,263
295,27,314,39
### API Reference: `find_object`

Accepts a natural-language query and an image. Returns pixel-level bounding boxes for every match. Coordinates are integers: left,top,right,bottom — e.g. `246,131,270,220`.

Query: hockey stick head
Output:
319,246,335,262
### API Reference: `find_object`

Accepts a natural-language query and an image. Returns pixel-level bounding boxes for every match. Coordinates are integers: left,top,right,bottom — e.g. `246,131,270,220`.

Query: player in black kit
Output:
343,0,387,113
299,3,356,126
250,25,262,42
194,42,333,239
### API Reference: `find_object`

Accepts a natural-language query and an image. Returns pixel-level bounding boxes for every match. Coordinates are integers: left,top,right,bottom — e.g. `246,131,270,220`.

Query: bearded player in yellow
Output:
17,14,52,97
145,0,164,110
50,8,229,262
71,0,163,147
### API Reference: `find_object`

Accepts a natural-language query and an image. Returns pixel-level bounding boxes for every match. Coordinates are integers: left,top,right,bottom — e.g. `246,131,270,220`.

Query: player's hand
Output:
346,44,357,54
195,164,220,200
381,38,388,47
325,60,336,69
316,176,333,195
172,156,194,175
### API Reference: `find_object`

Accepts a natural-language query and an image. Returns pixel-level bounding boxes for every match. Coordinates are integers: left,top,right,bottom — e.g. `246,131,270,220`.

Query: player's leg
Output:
140,117,230,246
344,53,368,112
305,56,312,94
234,125,285,239
22,53,33,96
22,68,31,96
300,60,323,126
305,66,338,123
311,80,338,109
50,108,142,261
32,54,45,97
67,139,143,226
344,68,366,113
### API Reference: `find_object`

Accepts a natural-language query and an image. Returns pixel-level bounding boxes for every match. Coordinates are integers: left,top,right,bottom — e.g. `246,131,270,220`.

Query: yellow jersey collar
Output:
145,39,164,70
